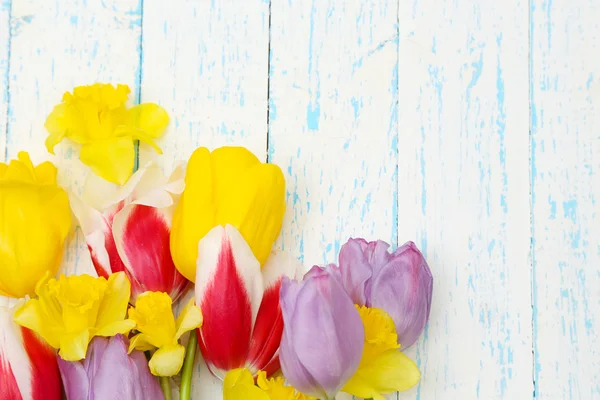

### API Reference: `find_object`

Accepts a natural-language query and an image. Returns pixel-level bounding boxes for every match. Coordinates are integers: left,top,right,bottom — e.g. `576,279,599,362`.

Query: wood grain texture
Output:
139,1,270,397
0,0,10,157
531,0,600,398
268,1,398,397
4,0,142,276
397,0,533,398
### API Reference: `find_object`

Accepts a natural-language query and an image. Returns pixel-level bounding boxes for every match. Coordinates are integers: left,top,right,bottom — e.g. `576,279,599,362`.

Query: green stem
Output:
159,376,172,400
179,331,198,400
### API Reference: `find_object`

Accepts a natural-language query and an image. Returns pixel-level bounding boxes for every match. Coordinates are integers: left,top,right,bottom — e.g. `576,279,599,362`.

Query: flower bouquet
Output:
0,83,433,400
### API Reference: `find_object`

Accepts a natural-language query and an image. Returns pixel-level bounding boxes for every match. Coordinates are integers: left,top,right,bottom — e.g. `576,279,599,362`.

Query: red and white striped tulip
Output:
70,162,189,302
195,224,298,379
0,297,62,400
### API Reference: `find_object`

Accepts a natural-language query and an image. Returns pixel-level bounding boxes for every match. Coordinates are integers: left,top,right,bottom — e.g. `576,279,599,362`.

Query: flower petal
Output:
337,238,377,305
342,349,420,399
174,298,203,340
96,272,132,331
196,225,263,375
148,343,185,376
128,333,158,352
223,368,270,400
80,136,135,185
58,330,90,361
125,103,170,139
112,204,188,301
247,251,299,375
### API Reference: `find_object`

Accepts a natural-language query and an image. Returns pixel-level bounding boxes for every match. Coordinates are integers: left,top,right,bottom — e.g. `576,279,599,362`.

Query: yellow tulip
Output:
342,306,421,400
128,292,203,376
45,83,169,184
171,146,286,282
13,272,136,361
0,152,71,298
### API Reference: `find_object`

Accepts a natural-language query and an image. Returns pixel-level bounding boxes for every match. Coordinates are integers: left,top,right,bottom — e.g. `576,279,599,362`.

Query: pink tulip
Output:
0,298,62,400
70,162,189,302
195,225,298,379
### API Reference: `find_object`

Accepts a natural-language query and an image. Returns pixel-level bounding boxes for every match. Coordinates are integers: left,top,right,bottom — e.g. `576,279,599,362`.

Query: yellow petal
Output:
125,103,170,138
171,146,285,282
95,319,136,337
13,297,63,349
44,103,69,153
342,349,420,399
215,162,285,266
256,370,317,400
128,333,158,352
96,272,131,330
0,176,72,297
148,343,185,376
80,137,135,185
33,161,58,185
58,330,91,361
128,291,176,348
174,298,203,340
224,368,269,400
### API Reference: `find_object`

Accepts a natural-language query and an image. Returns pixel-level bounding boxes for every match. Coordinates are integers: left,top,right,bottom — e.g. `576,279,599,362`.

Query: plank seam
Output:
134,0,145,171
528,0,538,397
266,0,272,163
3,0,12,161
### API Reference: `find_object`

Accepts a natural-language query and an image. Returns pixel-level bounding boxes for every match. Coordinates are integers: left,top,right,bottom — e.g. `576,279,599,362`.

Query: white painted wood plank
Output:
269,1,398,398
531,0,600,398
0,0,10,157
140,1,270,398
6,0,142,276
397,1,533,398
138,0,270,172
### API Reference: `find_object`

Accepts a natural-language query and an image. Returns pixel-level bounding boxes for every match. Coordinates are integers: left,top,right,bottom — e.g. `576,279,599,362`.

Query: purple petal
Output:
369,241,433,348
337,238,378,304
280,271,364,399
58,356,89,400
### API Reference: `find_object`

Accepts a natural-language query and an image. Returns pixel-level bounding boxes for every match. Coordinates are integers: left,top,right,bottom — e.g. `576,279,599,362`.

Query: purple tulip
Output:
279,266,364,399
58,334,163,400
336,238,433,348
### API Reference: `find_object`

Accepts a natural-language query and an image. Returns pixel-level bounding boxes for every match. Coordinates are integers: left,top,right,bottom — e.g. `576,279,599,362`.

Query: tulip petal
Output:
196,225,263,375
57,353,89,399
369,242,433,348
215,162,285,266
174,298,203,340
342,350,420,399
247,251,299,375
337,238,378,305
80,136,135,185
149,343,185,376
113,204,187,301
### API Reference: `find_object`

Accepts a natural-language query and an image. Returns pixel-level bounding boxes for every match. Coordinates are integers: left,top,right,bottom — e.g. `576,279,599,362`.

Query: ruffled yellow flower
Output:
128,292,203,376
342,306,421,400
45,83,169,185
223,369,315,400
170,146,286,282
0,152,71,298
13,272,135,361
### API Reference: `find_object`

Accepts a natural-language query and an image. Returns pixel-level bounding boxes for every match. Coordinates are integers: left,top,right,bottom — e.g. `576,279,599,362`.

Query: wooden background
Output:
1,0,598,399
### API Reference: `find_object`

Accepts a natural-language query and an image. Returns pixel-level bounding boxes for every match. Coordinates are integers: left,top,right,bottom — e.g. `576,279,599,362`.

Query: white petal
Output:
262,250,301,290
195,225,264,327
0,297,32,399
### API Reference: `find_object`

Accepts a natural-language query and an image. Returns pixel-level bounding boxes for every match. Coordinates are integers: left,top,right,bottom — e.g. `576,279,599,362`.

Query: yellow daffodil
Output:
13,272,135,361
0,152,71,298
128,291,203,376
45,83,169,185
170,146,286,282
342,306,421,400
223,369,315,400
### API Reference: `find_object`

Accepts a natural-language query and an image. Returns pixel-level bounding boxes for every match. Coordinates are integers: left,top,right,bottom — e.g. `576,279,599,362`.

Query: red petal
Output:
0,353,22,400
88,218,126,278
115,205,188,301
21,328,62,400
247,277,284,375
197,234,253,372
